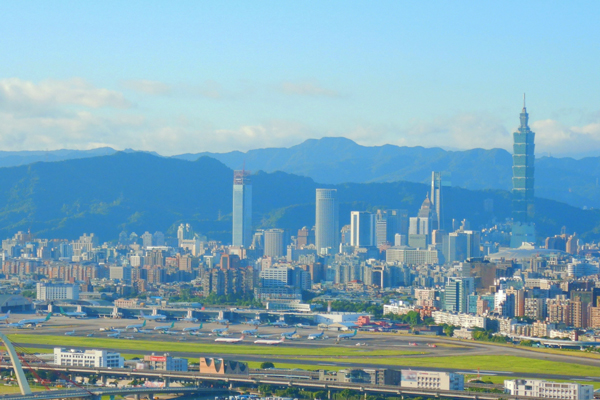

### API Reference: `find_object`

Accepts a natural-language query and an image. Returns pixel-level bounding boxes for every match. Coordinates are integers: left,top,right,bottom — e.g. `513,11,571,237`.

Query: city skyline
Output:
1,2,600,157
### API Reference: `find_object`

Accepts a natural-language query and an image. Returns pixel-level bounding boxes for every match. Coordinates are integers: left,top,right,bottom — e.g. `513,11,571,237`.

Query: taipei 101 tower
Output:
510,95,536,248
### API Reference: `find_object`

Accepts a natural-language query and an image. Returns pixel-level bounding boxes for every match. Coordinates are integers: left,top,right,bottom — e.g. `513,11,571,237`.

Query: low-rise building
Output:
142,354,188,371
199,358,248,375
54,348,123,368
504,379,593,400
400,370,464,391
432,311,486,329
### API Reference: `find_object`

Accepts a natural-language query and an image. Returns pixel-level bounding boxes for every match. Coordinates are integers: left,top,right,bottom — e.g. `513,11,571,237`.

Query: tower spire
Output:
523,93,526,109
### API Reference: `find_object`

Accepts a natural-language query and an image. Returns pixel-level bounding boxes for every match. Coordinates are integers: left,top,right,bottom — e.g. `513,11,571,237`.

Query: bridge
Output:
9,364,552,400
0,332,227,400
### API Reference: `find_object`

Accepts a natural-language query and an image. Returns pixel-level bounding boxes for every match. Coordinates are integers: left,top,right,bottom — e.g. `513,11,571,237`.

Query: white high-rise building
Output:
350,211,375,247
232,170,252,247
315,189,339,254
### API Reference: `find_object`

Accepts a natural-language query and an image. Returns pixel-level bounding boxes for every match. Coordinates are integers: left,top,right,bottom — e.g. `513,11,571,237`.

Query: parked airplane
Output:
215,335,245,343
295,323,311,329
18,313,52,327
280,329,297,339
308,330,325,340
214,318,229,325
244,319,261,326
64,330,75,336
241,328,258,336
212,323,229,334
182,324,203,332
126,320,147,330
189,330,207,336
136,329,154,334
337,329,358,340
107,332,120,338
0,311,10,322
59,307,87,318
254,337,285,345
180,316,199,323
154,322,175,331
270,321,288,328
139,310,167,321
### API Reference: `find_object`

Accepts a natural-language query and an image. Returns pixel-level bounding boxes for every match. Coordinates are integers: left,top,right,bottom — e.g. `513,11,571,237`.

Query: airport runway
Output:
3,313,600,375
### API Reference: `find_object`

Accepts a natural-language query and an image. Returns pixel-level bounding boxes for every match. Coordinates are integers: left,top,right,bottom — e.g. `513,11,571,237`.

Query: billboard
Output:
148,356,167,362
401,370,417,383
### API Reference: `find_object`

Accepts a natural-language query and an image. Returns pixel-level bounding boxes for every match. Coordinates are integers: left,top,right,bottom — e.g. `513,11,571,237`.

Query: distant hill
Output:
176,137,600,209
0,152,598,243
0,147,119,168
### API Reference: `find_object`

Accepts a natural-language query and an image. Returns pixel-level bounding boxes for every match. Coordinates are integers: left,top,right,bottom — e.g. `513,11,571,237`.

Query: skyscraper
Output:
264,228,285,258
430,171,450,230
350,211,375,247
315,189,339,254
510,95,536,248
232,170,252,247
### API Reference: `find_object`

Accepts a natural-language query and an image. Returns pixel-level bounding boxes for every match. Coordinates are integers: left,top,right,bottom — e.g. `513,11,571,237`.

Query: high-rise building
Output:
264,229,285,258
350,211,375,247
315,189,339,254
408,197,437,248
511,96,536,247
232,170,252,247
375,209,407,246
431,172,450,230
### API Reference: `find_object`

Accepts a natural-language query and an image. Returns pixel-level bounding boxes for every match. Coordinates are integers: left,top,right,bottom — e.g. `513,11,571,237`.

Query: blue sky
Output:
1,1,599,156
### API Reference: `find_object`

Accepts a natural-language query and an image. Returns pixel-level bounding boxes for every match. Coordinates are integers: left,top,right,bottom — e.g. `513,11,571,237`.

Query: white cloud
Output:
0,78,130,113
280,81,340,97
532,119,600,157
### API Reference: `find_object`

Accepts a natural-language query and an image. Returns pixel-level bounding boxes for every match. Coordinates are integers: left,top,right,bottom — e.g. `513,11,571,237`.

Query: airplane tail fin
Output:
46,313,52,321
143,320,147,327
140,311,145,317
199,323,203,329
170,322,175,328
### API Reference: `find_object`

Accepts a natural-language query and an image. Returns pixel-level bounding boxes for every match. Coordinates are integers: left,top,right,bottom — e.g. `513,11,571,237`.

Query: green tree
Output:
260,362,275,369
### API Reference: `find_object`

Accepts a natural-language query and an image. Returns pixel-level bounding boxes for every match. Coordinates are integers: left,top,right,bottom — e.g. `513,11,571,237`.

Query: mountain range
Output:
4,137,597,210
0,151,598,243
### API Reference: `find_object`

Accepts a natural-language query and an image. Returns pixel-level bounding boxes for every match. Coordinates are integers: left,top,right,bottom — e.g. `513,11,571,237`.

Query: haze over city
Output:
2,1,600,156
2,3,600,400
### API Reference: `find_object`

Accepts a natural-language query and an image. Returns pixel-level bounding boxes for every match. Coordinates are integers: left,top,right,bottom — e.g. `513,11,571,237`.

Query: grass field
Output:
8,335,423,357
308,355,600,377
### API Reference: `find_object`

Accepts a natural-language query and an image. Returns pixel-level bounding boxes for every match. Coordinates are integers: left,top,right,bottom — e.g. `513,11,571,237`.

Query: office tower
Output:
511,95,536,247
375,209,406,246
443,277,474,313
408,197,437,248
264,229,285,258
315,189,339,254
430,172,450,230
350,211,375,247
232,170,252,247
